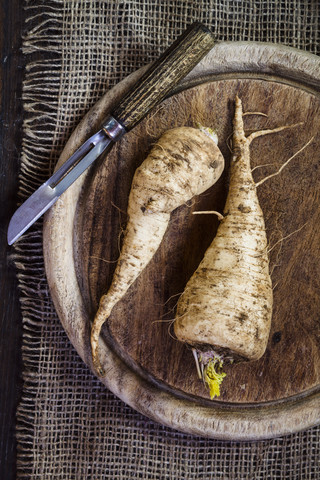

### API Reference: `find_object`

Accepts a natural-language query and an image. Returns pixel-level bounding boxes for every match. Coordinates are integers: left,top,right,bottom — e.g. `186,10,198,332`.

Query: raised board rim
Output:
43,42,320,440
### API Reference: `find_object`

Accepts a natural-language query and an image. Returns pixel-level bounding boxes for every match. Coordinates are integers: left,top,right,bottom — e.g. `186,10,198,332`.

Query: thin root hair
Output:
117,226,125,255
247,122,303,144
243,111,268,117
226,132,233,153
269,251,283,277
89,255,118,264
267,221,284,277
268,222,308,254
167,319,178,340
151,317,178,341
111,200,127,255
174,302,202,322
151,317,175,324
154,291,184,307
111,200,127,216
192,348,202,379
160,294,185,318
227,126,277,153
267,225,284,251
251,162,276,173
256,136,314,188
193,210,224,220
272,279,280,291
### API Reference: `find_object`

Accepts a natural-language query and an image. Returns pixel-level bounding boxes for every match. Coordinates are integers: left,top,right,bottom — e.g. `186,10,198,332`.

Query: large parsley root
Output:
91,126,224,375
174,96,302,399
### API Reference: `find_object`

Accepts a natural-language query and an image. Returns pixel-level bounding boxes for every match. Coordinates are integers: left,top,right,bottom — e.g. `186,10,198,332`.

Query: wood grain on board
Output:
43,43,320,439
77,78,320,404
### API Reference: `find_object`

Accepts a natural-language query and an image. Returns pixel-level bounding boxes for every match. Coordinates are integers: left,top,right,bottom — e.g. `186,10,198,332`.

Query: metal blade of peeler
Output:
7,130,111,245
7,23,216,244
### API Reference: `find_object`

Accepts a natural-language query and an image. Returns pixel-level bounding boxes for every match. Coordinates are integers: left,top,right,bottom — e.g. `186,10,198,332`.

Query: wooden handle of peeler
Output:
110,23,215,131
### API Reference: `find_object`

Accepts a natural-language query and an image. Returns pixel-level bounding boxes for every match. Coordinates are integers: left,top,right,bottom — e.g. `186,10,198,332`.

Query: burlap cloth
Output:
15,1,320,478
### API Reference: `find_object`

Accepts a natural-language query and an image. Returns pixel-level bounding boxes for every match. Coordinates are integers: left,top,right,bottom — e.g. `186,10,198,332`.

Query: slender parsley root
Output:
174,96,302,399
91,126,224,375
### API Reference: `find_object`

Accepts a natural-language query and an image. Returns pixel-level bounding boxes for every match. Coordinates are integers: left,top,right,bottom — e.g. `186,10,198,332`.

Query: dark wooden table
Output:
0,0,25,477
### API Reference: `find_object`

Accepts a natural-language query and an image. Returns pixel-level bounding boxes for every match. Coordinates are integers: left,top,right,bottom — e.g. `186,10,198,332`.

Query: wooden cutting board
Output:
43,42,320,440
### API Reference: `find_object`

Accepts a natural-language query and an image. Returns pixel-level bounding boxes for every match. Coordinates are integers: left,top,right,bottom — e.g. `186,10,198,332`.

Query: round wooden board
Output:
43,43,320,440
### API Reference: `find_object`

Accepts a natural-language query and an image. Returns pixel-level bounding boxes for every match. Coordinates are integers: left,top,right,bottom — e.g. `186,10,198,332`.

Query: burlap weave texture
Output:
16,1,320,478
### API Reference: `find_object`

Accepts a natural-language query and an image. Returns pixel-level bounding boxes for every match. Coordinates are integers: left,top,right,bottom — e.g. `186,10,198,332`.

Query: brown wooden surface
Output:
44,43,320,439
78,78,320,404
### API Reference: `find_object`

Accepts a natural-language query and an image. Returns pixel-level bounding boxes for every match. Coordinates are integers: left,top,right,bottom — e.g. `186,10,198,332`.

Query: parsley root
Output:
91,126,224,375
174,96,277,398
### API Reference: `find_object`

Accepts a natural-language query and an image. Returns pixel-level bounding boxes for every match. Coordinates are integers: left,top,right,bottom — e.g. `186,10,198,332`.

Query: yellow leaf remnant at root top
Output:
203,359,226,399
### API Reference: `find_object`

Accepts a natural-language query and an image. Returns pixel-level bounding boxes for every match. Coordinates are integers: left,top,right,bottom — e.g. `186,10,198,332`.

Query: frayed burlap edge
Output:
15,1,320,479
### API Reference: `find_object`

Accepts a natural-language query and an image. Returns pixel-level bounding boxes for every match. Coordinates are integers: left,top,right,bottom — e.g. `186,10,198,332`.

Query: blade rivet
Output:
102,116,126,141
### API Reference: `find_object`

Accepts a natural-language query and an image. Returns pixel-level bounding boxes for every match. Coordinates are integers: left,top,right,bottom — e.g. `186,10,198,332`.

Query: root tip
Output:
97,366,106,377
92,352,106,377
235,94,242,105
